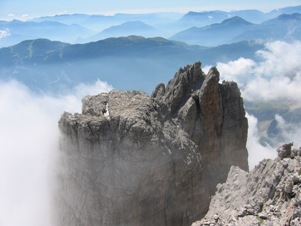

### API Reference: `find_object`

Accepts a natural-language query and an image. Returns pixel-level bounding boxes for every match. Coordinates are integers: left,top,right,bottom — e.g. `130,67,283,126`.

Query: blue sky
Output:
1,0,301,20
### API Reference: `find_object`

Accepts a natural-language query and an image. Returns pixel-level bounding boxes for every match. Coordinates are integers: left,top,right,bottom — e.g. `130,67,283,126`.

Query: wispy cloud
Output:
204,41,301,168
209,57,256,84
244,41,301,105
213,41,301,106
0,28,11,39
273,114,301,147
246,113,276,169
0,79,112,226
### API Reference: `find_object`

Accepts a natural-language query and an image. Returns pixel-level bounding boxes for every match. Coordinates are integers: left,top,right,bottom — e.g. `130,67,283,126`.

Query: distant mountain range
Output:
176,5,301,27
233,13,301,43
171,16,254,46
84,21,159,42
1,5,299,157
0,20,93,47
32,12,182,31
0,37,263,93
0,5,301,48
0,36,297,147
171,13,301,46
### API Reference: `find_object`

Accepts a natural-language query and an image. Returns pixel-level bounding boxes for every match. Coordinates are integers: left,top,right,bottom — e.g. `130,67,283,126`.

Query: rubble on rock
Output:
193,143,301,226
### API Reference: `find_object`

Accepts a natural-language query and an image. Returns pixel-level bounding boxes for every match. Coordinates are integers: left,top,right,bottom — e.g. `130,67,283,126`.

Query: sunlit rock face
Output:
56,62,248,226
192,144,301,226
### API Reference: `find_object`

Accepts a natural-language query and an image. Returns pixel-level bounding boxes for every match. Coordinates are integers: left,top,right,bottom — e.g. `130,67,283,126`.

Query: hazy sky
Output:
1,0,301,20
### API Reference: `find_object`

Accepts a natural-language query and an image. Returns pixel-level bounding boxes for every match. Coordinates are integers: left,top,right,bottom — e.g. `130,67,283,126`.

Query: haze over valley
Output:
0,1,301,225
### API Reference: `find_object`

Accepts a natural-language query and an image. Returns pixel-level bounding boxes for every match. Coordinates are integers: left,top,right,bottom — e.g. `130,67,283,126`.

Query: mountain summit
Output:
220,16,253,26
56,62,248,226
88,20,157,41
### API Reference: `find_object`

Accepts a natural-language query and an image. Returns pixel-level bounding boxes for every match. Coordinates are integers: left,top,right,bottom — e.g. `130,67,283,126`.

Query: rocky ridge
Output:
56,62,248,226
193,143,301,226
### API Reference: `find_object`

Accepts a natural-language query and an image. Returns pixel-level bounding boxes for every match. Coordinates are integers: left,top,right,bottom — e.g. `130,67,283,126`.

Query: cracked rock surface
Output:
193,144,301,226
56,62,248,226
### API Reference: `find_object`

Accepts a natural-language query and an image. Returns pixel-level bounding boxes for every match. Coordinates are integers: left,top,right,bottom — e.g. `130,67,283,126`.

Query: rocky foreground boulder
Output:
56,62,248,226
193,143,301,226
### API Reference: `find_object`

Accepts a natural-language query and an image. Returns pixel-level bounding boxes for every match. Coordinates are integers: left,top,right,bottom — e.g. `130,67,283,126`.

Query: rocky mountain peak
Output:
56,62,248,226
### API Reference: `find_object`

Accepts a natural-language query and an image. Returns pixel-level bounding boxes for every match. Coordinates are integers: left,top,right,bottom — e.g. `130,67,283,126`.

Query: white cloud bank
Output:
246,113,276,169
0,80,112,226
216,41,301,106
208,41,301,169
1,40,300,223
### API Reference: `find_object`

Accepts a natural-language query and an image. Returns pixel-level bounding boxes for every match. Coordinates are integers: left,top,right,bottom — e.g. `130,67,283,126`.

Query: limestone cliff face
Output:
56,62,248,226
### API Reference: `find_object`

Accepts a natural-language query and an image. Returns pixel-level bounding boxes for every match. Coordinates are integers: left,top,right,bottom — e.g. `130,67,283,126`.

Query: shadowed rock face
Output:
56,62,248,226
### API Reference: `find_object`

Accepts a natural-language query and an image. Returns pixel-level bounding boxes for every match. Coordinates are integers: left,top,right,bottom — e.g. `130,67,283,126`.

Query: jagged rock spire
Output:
56,62,248,226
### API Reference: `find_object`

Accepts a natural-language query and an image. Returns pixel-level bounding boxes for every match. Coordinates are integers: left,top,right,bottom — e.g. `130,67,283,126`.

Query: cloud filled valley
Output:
0,80,112,226
0,40,300,225
0,9,301,223
214,41,301,105
203,41,301,168
1,2,301,225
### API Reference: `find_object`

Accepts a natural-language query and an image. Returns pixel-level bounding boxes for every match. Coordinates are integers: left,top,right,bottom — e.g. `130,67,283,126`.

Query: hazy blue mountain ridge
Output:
268,5,301,17
1,5,301,48
0,37,263,93
171,13,301,46
32,12,183,31
175,5,301,28
176,10,229,28
0,20,93,47
85,21,159,42
171,16,254,46
232,13,301,42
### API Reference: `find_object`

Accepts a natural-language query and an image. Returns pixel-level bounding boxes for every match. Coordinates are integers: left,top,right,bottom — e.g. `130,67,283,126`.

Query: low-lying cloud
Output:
0,79,112,226
1,40,300,224
246,113,276,169
204,41,301,169
0,28,10,39
273,114,301,147
216,41,301,106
